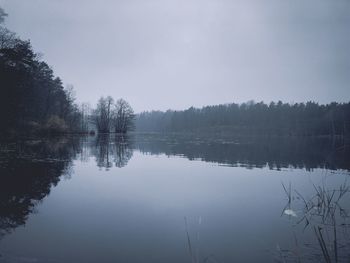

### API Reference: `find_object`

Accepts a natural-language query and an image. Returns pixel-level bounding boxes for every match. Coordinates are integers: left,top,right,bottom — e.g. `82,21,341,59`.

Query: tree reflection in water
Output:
0,135,134,240
134,134,350,171
92,134,133,169
0,137,80,238
0,134,349,248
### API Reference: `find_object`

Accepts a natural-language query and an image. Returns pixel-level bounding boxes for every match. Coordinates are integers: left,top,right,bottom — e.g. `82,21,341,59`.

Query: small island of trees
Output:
94,96,135,134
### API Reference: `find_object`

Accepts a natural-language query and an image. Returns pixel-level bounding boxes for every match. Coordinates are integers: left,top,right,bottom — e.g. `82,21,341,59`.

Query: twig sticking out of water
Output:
314,226,331,263
184,216,197,263
184,217,219,263
282,182,292,205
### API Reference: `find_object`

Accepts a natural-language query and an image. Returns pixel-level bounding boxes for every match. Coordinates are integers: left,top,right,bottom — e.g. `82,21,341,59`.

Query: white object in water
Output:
284,209,297,217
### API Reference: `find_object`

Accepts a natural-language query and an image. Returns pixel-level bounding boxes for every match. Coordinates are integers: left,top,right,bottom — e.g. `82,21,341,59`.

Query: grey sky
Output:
1,0,349,112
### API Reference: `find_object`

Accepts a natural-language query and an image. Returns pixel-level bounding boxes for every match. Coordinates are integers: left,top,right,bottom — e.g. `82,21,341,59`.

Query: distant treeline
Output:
0,8,82,135
136,101,350,136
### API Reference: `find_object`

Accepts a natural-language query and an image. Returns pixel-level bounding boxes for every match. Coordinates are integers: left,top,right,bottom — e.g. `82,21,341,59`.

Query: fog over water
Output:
1,0,349,112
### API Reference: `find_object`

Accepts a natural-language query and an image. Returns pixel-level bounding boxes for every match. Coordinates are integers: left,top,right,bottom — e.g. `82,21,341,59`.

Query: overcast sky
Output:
1,0,349,112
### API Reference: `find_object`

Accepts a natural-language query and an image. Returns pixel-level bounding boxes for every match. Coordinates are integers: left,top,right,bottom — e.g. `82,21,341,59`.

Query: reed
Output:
280,179,350,263
184,217,219,263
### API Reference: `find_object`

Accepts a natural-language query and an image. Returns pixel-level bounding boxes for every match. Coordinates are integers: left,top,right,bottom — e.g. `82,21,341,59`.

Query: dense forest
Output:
0,8,83,135
136,101,350,137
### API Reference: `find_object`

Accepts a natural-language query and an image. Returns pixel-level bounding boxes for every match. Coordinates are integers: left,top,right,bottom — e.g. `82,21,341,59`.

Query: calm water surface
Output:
0,134,349,263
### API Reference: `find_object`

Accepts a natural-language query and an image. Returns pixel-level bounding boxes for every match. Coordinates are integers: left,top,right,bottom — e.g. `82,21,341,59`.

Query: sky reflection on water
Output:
0,135,349,263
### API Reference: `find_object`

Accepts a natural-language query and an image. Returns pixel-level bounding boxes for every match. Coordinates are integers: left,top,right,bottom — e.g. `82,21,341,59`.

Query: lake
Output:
0,134,349,263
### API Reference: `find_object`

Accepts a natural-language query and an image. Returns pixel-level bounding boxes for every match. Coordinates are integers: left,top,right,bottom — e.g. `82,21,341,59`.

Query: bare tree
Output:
114,98,135,134
94,96,114,133
0,7,7,24
79,102,91,133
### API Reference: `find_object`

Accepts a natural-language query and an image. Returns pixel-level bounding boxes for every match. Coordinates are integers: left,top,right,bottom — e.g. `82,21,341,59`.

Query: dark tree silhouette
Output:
0,8,86,135
93,96,114,133
114,98,135,134
92,97,135,134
